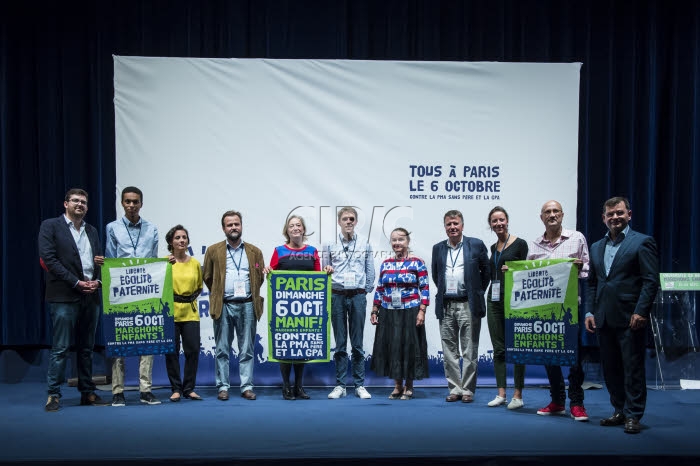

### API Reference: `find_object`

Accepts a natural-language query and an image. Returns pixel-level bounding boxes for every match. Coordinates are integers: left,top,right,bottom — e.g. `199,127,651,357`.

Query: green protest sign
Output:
504,258,579,366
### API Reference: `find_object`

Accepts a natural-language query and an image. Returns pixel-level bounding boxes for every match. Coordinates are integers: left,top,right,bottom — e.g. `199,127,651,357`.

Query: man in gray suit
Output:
585,196,659,434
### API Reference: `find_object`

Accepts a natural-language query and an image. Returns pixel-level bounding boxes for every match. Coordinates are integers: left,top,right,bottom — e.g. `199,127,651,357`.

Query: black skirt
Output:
370,306,429,380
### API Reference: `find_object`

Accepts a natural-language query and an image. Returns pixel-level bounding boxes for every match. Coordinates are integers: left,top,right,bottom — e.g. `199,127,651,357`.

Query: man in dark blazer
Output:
38,188,108,411
585,196,659,434
431,209,490,403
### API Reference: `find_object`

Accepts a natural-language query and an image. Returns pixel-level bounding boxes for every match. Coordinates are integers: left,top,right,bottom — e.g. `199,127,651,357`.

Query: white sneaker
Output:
355,386,372,399
487,396,507,407
328,386,346,399
507,398,524,410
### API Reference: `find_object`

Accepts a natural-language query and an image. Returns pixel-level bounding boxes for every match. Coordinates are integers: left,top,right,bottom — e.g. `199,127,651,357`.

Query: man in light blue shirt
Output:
105,186,160,406
322,207,375,399
585,196,659,434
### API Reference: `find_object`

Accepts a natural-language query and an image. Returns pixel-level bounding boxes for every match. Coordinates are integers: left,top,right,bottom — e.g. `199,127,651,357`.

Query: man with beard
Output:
39,188,108,411
203,210,265,401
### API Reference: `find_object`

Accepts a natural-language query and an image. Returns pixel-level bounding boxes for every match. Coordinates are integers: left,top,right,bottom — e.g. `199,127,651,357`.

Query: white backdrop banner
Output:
114,57,581,387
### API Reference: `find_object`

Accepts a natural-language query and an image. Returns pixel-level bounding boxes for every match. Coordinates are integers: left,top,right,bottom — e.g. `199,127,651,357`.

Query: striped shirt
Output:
373,257,430,309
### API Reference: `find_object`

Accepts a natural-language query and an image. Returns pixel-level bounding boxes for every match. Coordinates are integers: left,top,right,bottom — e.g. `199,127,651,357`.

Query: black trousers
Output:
165,321,201,396
546,308,586,407
597,324,647,420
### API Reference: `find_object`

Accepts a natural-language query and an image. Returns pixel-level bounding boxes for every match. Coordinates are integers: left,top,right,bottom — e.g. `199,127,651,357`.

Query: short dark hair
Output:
64,188,88,202
165,225,190,253
603,196,630,213
121,186,143,203
221,210,243,227
487,206,509,225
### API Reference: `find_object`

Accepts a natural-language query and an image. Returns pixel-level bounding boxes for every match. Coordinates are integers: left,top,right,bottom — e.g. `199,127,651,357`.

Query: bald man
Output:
527,200,591,422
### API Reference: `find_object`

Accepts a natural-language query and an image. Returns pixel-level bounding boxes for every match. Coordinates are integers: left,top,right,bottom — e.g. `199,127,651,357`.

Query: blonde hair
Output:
283,215,308,243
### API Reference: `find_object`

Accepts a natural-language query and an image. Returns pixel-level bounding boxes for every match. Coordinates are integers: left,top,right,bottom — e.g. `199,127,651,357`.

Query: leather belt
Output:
444,296,469,303
332,289,366,296
224,296,253,304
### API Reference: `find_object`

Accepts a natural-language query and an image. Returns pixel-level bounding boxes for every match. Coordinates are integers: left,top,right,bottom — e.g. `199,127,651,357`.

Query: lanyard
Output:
334,234,357,275
448,242,463,271
342,235,357,259
227,245,244,276
493,234,510,274
122,219,141,253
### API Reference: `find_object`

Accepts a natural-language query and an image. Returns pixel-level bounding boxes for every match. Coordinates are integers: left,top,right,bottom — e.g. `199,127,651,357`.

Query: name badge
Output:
343,272,357,289
491,280,501,302
233,279,247,298
446,276,459,295
391,288,402,308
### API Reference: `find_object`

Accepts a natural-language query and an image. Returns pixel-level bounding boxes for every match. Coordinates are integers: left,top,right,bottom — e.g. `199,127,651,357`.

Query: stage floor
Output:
1,383,699,465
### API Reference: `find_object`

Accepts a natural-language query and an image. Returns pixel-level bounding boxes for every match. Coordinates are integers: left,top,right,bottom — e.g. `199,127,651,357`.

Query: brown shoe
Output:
241,390,257,400
217,390,229,401
80,392,109,406
445,394,461,402
45,395,60,412
462,394,474,403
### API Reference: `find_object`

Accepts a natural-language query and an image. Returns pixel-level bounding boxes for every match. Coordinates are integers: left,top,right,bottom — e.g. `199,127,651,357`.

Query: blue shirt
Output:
604,225,630,275
224,241,251,300
321,233,375,293
105,216,159,259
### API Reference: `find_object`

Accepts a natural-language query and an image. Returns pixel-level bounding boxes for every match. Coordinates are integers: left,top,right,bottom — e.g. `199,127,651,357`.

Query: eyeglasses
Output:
68,199,88,205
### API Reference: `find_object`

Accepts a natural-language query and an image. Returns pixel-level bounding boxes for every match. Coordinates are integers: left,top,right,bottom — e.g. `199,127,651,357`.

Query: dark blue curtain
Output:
1,0,698,346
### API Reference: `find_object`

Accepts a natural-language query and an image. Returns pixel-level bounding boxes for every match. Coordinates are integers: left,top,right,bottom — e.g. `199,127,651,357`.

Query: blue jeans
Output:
331,293,367,388
213,301,256,393
47,299,99,396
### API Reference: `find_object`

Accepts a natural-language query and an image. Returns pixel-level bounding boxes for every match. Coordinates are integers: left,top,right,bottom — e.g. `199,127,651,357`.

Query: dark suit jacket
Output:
38,215,102,303
431,235,490,320
586,228,659,328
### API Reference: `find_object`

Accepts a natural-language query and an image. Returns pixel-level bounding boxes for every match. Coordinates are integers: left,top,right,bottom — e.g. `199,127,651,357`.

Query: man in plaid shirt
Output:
527,200,591,422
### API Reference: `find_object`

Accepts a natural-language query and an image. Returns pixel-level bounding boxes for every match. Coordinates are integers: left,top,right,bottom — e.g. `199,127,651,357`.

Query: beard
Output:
226,231,241,243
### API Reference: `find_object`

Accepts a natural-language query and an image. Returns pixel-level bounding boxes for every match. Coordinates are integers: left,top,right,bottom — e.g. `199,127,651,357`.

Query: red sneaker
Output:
536,402,566,416
570,405,589,421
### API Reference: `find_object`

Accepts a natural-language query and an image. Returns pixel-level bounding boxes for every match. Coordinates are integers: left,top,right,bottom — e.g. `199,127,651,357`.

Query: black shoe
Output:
282,385,296,400
624,417,642,434
45,395,60,412
294,386,310,399
600,412,625,426
80,392,109,406
112,393,126,407
139,391,161,405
